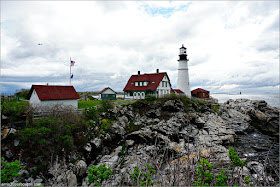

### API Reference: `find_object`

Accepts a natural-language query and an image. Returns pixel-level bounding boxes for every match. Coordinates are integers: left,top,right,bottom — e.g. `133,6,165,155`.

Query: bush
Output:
1,157,24,183
100,119,112,132
1,100,29,121
15,89,30,99
87,164,113,186
98,100,114,112
16,107,89,168
194,158,213,186
192,147,251,186
130,164,156,186
85,107,99,121
87,96,97,100
118,144,126,157
145,95,156,101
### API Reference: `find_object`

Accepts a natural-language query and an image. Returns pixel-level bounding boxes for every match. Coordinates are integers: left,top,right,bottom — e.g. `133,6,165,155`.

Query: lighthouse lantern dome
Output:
179,44,187,55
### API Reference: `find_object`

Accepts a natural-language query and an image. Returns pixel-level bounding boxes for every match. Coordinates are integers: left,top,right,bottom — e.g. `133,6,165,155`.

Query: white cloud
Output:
1,1,279,94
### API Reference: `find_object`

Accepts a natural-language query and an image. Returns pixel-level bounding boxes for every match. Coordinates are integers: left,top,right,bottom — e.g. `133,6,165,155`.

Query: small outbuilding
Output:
99,87,117,100
27,85,80,109
191,88,210,99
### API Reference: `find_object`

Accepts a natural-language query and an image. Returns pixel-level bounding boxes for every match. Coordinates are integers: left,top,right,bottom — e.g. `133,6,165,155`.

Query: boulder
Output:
75,160,87,177
91,138,101,148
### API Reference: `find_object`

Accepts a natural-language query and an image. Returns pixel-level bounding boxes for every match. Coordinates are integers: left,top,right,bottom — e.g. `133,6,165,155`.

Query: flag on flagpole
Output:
71,60,75,66
71,74,73,79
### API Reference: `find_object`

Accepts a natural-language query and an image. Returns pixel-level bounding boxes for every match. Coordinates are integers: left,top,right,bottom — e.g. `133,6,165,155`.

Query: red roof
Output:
191,88,209,93
28,85,80,101
123,72,169,91
98,87,117,94
171,88,184,93
174,89,184,93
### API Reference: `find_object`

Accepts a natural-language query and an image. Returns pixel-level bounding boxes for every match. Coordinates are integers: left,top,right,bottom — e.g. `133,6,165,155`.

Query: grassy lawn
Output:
78,100,101,109
78,99,135,109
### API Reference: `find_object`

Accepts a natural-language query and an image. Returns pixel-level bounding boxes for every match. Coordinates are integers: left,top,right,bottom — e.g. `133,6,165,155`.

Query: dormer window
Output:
135,82,138,86
152,81,155,84
131,82,134,85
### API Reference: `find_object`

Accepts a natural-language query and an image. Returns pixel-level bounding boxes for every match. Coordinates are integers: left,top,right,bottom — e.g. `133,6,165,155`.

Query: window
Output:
162,82,164,87
135,82,138,86
152,81,155,84
131,82,134,85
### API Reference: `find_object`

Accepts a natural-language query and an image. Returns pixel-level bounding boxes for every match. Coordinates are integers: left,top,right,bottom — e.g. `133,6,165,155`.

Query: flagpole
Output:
70,57,71,85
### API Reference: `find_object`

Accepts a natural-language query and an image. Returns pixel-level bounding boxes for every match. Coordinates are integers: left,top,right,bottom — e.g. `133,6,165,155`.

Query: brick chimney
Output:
138,71,140,75
156,69,159,73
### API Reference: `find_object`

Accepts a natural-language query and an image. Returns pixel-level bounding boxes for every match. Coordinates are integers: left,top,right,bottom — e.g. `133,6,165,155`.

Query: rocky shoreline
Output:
1,97,279,186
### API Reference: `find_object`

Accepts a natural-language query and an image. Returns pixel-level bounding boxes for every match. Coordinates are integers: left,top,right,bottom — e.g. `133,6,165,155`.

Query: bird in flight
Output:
38,43,43,45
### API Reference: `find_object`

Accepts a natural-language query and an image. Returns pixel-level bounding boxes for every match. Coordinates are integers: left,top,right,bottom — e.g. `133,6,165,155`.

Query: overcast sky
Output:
1,1,279,94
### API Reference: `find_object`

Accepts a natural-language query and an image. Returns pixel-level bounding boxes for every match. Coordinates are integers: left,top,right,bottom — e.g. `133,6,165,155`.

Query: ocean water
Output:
211,93,280,108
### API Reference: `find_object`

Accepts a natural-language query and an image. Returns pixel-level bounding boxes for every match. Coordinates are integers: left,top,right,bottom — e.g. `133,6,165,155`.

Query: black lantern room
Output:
178,44,188,61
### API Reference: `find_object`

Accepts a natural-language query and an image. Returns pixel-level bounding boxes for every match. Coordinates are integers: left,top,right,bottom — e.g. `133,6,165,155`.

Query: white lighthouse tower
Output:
177,44,191,97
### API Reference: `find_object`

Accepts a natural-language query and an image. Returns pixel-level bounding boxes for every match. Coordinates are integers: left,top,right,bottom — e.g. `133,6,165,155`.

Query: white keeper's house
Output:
27,85,80,109
123,69,172,99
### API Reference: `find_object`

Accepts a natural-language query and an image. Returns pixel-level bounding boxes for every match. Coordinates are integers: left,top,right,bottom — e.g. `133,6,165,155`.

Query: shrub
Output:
98,100,114,112
100,119,112,132
15,89,30,99
130,164,156,186
194,158,214,186
192,148,251,186
16,107,89,169
87,96,97,100
228,147,247,168
145,95,156,101
87,164,113,186
85,107,99,121
1,157,24,183
118,144,126,156
1,100,29,121
214,169,228,186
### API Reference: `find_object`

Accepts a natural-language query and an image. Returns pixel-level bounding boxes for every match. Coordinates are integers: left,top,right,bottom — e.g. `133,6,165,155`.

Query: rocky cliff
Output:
1,97,279,186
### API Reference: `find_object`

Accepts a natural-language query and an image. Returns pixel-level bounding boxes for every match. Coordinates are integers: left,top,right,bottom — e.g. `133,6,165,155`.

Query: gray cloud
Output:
1,1,279,95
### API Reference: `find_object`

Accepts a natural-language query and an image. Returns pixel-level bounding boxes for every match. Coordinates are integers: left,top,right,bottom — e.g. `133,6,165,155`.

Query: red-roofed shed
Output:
27,85,80,109
191,88,210,99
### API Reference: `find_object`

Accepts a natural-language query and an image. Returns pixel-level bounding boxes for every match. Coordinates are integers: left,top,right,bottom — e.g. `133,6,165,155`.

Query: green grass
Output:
78,100,101,109
1,100,29,121
1,100,29,111
78,99,136,109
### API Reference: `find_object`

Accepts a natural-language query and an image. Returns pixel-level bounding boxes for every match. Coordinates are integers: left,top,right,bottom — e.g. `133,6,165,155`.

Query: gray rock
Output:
111,123,125,135
66,170,77,187
83,143,92,152
18,169,29,175
91,138,101,148
125,139,134,147
34,178,43,184
118,116,129,127
57,170,77,187
75,160,87,177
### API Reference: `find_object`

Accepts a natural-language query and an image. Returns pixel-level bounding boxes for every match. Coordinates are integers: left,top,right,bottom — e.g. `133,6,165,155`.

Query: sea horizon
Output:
211,92,280,108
